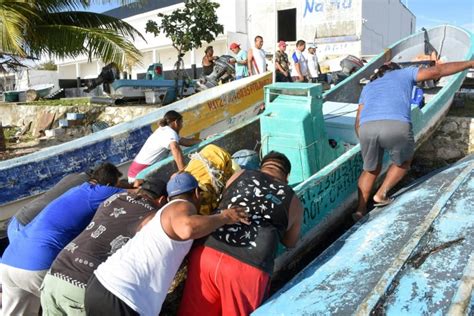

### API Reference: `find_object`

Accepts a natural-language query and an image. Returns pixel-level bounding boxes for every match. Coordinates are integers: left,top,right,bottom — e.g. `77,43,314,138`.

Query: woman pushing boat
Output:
127,110,201,185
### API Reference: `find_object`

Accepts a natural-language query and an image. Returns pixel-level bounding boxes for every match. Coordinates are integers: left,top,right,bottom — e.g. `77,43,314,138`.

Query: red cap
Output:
278,40,287,47
229,42,240,50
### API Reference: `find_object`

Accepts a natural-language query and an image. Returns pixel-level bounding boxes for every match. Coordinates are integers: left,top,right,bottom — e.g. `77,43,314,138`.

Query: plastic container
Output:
145,89,167,105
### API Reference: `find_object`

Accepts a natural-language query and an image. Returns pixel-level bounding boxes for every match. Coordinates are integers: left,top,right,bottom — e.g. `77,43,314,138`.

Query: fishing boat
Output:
135,25,473,279
0,73,272,235
253,154,474,315
3,83,55,102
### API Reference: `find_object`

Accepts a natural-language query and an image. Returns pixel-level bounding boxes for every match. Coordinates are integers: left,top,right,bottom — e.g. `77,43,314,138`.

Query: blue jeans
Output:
7,217,24,243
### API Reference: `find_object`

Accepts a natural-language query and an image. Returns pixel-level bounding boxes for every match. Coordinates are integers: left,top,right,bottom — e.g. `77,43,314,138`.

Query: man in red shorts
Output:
178,151,304,316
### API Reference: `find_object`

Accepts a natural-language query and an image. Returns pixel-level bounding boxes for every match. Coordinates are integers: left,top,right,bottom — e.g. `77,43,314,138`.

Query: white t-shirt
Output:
94,199,193,316
250,47,267,74
133,126,180,165
306,52,319,78
290,50,308,77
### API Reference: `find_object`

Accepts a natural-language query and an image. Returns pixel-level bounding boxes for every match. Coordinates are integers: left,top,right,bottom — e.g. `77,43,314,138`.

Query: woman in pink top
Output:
127,110,201,185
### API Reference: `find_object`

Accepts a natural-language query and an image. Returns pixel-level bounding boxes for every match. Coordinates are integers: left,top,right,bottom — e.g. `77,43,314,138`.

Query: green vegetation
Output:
0,0,144,68
36,61,57,71
145,0,224,74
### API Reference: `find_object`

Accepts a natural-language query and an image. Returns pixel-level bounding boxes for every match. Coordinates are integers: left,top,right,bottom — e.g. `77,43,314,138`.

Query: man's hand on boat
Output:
416,60,474,81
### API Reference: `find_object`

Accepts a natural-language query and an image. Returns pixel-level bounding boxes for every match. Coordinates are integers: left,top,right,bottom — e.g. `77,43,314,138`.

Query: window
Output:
278,8,296,42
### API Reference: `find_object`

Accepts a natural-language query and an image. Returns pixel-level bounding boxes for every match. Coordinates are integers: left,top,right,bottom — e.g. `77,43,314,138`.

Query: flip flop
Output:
373,197,394,207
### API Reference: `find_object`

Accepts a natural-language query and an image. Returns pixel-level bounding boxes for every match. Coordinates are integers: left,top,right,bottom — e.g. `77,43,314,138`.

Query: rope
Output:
188,152,225,193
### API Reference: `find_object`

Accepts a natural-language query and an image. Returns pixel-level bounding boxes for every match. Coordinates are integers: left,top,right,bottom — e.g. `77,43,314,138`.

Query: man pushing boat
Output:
353,59,474,221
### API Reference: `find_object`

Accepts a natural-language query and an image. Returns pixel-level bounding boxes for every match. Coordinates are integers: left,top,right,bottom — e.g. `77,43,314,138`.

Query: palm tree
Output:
0,0,144,68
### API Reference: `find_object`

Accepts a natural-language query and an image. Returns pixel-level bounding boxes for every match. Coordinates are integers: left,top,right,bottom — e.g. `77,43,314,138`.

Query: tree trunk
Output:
0,122,6,152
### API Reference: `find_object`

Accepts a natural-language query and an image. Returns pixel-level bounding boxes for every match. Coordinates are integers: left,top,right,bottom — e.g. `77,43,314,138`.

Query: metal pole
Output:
273,0,277,83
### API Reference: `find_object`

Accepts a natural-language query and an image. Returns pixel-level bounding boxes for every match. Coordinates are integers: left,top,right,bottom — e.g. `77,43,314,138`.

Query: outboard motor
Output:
340,55,365,76
85,63,120,93
197,55,236,90
329,55,366,85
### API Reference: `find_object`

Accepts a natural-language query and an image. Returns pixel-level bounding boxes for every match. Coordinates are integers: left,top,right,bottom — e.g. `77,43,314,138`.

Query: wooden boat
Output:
0,73,272,235
135,25,472,279
253,154,474,315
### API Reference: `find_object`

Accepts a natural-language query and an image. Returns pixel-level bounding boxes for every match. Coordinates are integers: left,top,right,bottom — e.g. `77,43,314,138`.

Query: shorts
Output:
359,120,414,171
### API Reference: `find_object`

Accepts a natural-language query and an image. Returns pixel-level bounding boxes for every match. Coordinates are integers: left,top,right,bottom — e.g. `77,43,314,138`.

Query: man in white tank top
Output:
84,172,249,316
248,35,267,76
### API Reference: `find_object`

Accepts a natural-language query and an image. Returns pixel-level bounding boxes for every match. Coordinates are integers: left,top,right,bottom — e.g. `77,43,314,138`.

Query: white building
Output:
56,0,415,80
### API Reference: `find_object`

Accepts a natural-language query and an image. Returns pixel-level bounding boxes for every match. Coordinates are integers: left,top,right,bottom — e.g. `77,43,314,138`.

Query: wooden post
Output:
0,122,6,152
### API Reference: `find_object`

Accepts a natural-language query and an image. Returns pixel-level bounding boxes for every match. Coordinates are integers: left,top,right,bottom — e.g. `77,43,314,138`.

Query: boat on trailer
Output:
253,154,474,315
135,25,473,281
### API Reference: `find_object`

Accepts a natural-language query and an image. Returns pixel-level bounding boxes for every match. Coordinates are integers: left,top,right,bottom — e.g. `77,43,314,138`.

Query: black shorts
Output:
84,274,138,316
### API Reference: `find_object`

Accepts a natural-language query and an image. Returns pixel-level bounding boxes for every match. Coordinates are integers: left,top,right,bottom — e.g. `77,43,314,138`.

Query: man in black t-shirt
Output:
178,152,304,316
40,174,168,315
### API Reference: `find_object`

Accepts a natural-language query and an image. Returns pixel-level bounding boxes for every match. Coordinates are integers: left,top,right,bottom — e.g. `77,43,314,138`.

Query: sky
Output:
89,0,474,32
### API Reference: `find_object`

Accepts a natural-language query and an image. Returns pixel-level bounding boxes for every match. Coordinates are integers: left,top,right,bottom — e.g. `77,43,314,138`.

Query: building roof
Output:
103,0,184,19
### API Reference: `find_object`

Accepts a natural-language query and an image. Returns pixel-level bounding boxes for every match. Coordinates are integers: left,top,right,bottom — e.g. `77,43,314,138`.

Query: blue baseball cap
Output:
166,173,199,197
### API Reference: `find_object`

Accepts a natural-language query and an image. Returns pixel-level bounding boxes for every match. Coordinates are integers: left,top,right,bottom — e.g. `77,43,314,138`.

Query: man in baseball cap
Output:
85,171,249,315
275,40,292,82
229,42,249,80
307,43,321,83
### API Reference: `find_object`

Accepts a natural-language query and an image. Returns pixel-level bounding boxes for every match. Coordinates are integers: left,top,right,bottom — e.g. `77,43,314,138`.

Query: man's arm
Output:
281,195,304,248
170,203,249,240
416,60,474,82
179,137,201,147
247,49,254,75
169,141,186,171
355,104,363,138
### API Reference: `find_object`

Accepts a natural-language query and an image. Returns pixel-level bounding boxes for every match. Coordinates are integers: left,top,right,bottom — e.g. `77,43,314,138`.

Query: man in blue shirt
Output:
354,60,474,221
230,42,249,80
0,163,124,316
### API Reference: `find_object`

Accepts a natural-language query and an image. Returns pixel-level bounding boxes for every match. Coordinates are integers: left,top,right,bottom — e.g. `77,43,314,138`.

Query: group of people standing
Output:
202,36,320,83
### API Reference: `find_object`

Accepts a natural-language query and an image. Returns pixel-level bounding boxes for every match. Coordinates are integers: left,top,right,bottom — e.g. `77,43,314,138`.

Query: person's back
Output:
205,169,293,274
179,151,303,316
41,176,167,315
359,67,418,125
0,162,123,316
2,182,124,271
8,172,89,242
91,199,193,315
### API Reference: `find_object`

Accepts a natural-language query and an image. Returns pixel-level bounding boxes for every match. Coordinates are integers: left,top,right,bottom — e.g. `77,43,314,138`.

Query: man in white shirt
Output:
84,172,250,316
248,35,267,76
306,43,321,83
291,40,308,82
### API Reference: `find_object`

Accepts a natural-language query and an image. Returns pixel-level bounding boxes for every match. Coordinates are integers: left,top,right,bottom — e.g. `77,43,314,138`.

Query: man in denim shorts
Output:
353,60,474,220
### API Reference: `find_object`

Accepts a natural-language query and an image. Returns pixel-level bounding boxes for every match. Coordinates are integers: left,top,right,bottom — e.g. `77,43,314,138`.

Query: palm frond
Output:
27,24,142,67
37,11,146,41
0,2,38,56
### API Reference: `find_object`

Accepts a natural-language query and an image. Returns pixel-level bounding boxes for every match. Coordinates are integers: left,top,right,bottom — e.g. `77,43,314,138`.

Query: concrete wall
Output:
361,0,415,55
416,116,474,167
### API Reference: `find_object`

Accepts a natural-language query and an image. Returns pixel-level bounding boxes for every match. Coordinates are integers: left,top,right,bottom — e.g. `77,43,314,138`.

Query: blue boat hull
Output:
254,154,474,315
